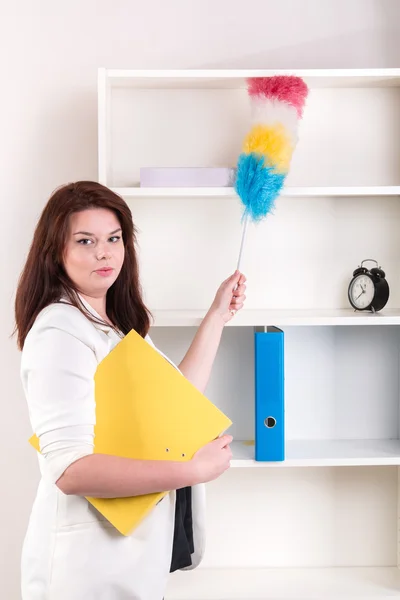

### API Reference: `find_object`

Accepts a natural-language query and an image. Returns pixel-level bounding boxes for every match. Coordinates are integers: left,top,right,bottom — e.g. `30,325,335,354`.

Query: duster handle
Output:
236,211,249,273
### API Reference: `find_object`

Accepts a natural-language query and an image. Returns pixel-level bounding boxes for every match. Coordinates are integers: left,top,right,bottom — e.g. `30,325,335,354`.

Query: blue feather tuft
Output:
234,153,286,222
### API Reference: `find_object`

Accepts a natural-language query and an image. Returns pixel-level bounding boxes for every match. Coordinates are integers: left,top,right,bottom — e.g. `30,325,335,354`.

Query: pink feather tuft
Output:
247,76,309,118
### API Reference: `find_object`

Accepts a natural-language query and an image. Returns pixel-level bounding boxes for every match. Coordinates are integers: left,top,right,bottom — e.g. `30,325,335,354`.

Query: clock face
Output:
349,274,375,309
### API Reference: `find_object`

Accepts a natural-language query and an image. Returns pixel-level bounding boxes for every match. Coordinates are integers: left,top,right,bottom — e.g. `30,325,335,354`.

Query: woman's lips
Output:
94,268,114,277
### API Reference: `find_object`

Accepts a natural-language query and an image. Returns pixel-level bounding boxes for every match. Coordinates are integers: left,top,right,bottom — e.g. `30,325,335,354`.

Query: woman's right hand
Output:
190,434,233,484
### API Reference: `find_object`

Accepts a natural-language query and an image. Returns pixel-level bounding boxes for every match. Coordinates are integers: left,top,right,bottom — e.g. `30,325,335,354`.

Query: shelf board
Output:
165,567,400,599
230,439,400,468
105,68,400,89
112,185,400,198
150,308,400,327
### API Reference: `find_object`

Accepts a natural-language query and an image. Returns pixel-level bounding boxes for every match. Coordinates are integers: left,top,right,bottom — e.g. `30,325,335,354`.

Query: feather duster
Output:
234,75,309,270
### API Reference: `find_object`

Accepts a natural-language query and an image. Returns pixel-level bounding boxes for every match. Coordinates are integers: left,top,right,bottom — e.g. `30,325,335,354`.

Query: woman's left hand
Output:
208,270,247,325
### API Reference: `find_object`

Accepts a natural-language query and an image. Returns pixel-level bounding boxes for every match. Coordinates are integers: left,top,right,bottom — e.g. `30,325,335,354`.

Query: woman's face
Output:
63,208,125,297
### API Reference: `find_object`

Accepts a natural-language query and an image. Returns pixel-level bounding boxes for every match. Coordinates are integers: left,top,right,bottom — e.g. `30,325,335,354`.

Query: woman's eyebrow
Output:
73,228,122,236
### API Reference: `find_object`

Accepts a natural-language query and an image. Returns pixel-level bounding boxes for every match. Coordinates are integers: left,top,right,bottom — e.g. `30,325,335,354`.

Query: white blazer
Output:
20,297,206,600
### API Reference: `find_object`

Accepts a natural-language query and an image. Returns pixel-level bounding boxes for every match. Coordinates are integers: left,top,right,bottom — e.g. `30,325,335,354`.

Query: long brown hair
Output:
14,181,152,350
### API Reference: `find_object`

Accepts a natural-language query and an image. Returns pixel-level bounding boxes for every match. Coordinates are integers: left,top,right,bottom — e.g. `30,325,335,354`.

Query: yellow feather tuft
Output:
243,123,293,173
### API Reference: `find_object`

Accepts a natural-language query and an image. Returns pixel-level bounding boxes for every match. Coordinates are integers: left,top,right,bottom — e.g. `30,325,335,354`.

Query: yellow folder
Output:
29,328,232,535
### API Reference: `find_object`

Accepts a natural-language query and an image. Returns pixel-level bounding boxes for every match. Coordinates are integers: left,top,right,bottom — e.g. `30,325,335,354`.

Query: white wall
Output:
1,0,400,597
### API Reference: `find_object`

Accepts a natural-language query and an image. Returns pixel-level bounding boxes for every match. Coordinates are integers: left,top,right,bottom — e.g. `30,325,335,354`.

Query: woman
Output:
14,181,247,600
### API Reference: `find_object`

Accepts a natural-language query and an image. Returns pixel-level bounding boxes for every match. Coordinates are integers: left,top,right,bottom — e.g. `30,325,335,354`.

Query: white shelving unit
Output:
98,68,400,598
112,185,400,198
163,567,400,599
230,439,400,467
150,307,400,327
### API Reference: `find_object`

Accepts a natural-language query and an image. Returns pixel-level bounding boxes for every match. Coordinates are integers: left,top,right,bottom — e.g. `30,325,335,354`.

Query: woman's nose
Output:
96,246,111,261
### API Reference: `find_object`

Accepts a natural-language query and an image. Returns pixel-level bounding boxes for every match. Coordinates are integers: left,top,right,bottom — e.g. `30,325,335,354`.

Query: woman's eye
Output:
109,236,121,243
77,239,93,245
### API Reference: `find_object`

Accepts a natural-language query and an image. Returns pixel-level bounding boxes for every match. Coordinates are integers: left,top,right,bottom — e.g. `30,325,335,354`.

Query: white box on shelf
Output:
140,167,236,187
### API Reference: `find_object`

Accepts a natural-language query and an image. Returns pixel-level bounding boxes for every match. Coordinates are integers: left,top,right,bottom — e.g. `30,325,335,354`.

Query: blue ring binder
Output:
254,326,285,462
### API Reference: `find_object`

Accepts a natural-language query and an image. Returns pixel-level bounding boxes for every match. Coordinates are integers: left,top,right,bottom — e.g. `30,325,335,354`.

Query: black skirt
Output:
169,487,194,572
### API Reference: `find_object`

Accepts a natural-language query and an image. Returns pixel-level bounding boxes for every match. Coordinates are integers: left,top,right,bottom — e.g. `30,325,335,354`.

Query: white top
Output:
20,296,206,600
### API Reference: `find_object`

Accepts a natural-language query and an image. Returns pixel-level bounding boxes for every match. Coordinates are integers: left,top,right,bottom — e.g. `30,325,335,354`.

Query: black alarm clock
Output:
348,259,389,312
